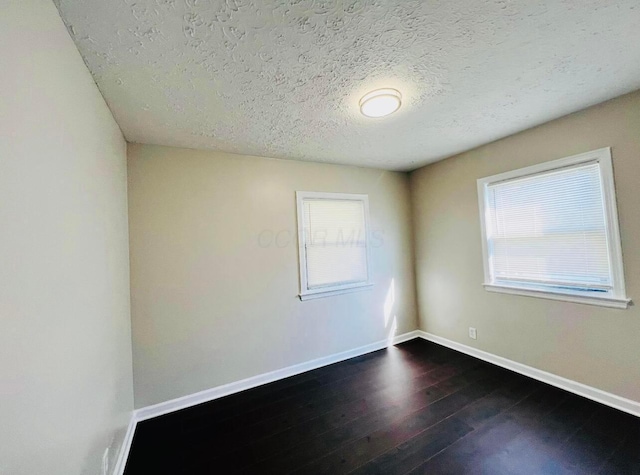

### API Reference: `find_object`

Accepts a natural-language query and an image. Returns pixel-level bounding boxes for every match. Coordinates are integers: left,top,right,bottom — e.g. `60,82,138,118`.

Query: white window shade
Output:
297,192,372,300
477,148,629,309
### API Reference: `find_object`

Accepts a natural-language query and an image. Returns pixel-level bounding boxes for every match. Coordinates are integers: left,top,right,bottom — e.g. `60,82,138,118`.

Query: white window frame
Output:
477,147,630,309
296,191,373,301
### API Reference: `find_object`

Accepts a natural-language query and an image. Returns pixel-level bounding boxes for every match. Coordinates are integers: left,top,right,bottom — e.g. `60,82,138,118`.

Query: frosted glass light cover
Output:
359,89,402,118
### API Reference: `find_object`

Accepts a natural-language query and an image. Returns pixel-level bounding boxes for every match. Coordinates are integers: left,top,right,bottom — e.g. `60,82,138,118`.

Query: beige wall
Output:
128,144,418,407
410,91,640,402
0,1,133,474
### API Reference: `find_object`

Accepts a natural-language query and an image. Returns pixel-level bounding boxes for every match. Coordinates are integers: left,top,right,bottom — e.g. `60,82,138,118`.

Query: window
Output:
477,148,629,309
296,192,373,300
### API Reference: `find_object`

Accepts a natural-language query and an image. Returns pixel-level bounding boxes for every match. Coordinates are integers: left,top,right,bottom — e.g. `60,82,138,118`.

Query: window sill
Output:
483,284,631,309
299,283,374,301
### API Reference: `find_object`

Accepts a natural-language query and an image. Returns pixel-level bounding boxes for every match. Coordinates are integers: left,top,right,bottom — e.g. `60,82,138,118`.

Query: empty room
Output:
3,0,640,474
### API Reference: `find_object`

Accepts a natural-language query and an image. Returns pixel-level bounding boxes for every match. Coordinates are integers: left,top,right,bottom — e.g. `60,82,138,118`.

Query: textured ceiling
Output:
55,0,640,171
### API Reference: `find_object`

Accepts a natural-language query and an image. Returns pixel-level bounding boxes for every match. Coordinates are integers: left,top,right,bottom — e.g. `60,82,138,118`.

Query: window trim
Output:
296,191,373,301
476,147,630,309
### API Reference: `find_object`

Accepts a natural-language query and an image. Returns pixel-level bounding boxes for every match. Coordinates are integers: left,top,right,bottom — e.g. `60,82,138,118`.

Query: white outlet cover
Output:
469,327,477,340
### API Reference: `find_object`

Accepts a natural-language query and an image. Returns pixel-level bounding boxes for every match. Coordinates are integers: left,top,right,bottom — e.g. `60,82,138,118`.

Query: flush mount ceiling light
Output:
359,88,402,118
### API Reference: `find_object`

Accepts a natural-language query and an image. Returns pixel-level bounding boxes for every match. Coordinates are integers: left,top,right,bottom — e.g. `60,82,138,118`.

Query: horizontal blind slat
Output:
486,163,612,288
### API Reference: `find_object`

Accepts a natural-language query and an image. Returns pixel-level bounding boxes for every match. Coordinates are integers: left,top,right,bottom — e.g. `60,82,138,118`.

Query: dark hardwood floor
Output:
124,339,640,474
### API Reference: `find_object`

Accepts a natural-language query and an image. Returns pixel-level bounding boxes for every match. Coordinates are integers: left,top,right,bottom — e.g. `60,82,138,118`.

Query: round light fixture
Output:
359,88,402,118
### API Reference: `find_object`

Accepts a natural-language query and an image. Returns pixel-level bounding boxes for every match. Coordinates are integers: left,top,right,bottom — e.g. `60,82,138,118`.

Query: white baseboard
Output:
416,330,640,418
112,413,137,475
135,329,420,423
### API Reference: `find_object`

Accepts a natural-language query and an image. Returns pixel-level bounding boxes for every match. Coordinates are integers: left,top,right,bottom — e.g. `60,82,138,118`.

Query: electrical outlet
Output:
102,447,109,475
468,327,477,340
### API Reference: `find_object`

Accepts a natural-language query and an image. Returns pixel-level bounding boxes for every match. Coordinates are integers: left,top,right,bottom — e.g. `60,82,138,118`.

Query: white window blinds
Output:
485,162,611,291
296,192,371,299
303,199,368,288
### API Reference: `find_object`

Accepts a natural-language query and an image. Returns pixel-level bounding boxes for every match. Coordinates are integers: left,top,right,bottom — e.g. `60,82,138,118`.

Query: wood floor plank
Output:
188,365,498,473
405,389,602,475
188,356,483,457
181,343,466,439
289,377,503,474
346,374,539,475
124,340,638,475
599,432,640,474
349,416,475,475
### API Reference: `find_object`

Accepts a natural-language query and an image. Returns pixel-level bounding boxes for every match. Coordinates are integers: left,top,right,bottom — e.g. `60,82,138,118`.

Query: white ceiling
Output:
55,0,640,171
